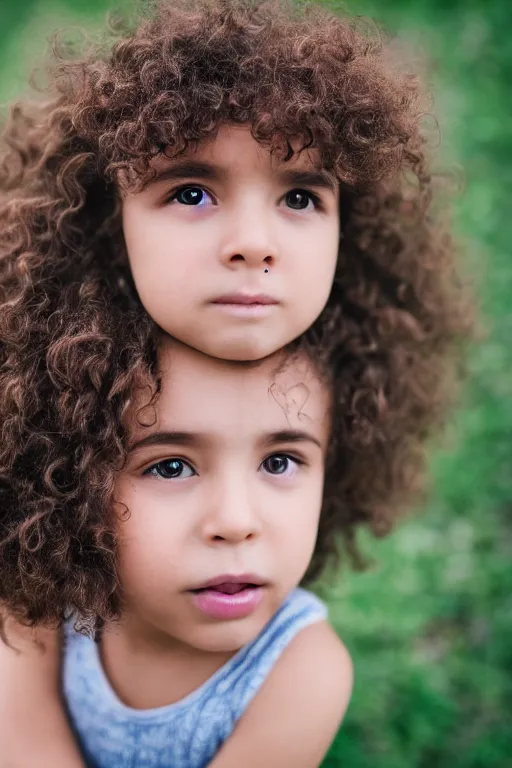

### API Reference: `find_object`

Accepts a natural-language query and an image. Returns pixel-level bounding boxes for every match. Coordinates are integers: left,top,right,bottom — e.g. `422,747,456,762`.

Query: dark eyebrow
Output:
144,161,337,193
129,431,204,452
144,160,225,188
276,169,338,193
264,429,323,451
130,429,323,453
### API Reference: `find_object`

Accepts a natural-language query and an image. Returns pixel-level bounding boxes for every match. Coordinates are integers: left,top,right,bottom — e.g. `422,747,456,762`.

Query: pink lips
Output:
211,294,279,316
189,574,265,620
212,294,278,306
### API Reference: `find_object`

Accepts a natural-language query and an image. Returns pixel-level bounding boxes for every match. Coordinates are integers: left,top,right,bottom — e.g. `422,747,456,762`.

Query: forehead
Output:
133,339,330,438
128,123,337,192
167,124,322,167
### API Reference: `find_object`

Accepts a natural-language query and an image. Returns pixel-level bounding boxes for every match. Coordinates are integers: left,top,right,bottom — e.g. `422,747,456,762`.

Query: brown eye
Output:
145,459,195,480
171,186,212,207
262,455,290,475
284,189,314,210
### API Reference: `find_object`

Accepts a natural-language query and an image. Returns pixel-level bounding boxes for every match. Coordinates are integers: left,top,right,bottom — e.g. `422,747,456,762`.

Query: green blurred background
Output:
1,0,510,766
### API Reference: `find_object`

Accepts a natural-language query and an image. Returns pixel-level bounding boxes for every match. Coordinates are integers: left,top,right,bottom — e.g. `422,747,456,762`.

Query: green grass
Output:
321,2,512,766
1,0,511,765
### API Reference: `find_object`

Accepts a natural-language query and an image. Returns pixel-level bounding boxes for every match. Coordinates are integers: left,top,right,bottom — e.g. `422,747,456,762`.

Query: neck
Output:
99,619,235,710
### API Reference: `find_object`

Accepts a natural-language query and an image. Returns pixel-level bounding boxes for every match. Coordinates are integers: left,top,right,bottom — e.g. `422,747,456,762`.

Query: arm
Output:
0,618,86,768
209,621,353,768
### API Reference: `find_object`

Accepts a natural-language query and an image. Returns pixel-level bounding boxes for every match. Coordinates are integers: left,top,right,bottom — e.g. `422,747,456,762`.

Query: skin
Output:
102,337,331,709
0,339,352,767
1,130,344,766
0,621,85,768
122,124,340,361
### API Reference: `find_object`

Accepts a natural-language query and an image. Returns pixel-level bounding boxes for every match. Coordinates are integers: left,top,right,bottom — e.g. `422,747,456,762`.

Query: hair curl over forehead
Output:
0,0,473,632
49,0,426,186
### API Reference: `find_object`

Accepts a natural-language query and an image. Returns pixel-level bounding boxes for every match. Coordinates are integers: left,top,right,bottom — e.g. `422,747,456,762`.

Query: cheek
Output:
315,224,340,274
287,224,338,279
125,210,209,263
295,498,323,571
117,524,182,602
303,483,324,537
271,480,323,549
114,489,181,592
301,472,324,530
125,218,209,310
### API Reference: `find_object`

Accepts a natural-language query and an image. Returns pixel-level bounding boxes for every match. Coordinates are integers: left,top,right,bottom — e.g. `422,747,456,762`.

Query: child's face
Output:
122,124,340,361
114,338,330,654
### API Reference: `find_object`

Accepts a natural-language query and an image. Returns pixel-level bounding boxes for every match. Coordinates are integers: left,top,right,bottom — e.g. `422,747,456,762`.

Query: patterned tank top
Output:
63,587,328,768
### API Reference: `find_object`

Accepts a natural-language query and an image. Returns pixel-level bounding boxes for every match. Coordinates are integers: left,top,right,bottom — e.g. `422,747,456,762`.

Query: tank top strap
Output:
209,587,328,718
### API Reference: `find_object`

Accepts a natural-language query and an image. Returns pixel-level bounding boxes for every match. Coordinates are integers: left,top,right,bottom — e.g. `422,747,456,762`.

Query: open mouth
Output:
190,582,265,620
192,582,258,595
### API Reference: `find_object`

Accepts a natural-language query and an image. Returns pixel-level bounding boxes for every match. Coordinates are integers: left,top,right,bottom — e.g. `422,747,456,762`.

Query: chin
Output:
203,335,283,362
190,616,268,654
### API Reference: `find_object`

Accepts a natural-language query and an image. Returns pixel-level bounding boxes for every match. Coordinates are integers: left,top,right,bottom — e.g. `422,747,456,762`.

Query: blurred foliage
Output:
0,0,511,766
322,2,512,767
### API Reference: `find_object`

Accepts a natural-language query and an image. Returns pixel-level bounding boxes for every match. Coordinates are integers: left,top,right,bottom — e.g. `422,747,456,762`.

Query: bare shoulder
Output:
258,619,353,718
0,621,87,768
275,617,352,688
209,620,353,768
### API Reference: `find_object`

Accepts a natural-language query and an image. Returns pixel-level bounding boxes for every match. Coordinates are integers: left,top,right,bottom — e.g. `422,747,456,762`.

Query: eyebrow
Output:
130,431,201,452
146,161,225,188
277,169,337,193
129,429,323,453
263,430,323,451
144,160,337,193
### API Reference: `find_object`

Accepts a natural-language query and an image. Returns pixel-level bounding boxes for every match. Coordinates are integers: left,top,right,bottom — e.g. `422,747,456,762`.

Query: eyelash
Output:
164,184,324,212
143,453,306,481
143,458,196,481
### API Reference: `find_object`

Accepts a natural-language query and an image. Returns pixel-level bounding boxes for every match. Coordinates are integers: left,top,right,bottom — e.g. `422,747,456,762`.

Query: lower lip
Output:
191,586,264,620
211,303,277,317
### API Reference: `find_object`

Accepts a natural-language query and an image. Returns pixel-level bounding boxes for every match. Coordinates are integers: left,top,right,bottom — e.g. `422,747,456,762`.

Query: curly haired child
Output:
0,0,472,766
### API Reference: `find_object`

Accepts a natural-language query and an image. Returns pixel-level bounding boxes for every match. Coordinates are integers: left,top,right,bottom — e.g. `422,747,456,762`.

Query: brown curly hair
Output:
0,0,473,632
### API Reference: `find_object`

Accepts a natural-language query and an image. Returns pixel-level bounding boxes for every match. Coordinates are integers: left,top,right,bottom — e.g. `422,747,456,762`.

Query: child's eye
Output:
144,458,196,480
261,453,302,477
169,185,215,208
283,189,321,212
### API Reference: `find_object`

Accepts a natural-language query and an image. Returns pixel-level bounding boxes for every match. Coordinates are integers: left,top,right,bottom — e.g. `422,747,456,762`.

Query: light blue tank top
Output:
63,587,327,768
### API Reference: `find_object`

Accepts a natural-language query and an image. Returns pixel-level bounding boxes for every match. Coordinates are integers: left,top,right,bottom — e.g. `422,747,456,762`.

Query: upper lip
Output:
211,294,278,305
189,573,266,591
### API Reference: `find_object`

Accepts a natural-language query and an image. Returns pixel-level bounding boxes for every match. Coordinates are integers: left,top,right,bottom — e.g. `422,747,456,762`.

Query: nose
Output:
219,198,278,270
202,476,262,545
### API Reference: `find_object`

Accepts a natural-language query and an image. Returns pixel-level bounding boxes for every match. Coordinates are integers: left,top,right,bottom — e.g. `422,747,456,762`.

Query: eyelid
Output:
261,450,307,467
